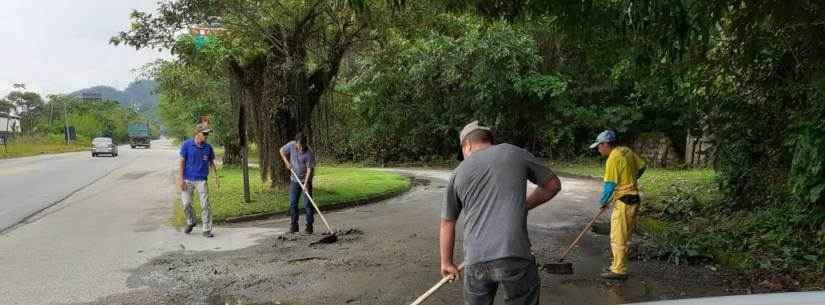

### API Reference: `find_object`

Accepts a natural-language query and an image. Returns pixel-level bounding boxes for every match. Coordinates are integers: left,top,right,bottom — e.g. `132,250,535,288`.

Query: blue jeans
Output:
463,257,540,305
288,180,314,226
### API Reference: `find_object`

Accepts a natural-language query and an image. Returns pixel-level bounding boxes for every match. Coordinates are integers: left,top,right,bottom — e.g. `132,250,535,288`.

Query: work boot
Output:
290,224,299,233
203,231,214,238
305,224,314,235
600,271,628,280
184,223,195,234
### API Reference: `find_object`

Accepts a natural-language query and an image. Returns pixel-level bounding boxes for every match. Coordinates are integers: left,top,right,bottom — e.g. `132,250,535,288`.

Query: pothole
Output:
412,178,431,187
120,171,153,180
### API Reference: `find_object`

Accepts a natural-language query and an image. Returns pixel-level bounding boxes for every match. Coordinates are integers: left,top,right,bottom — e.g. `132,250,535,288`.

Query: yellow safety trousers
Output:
610,199,639,275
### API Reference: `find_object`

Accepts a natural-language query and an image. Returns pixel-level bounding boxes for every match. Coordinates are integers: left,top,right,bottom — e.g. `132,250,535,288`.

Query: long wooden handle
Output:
409,263,466,305
557,206,608,261
290,169,334,235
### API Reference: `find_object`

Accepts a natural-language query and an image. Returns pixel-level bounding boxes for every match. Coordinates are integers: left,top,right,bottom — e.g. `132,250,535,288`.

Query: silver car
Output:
91,137,118,157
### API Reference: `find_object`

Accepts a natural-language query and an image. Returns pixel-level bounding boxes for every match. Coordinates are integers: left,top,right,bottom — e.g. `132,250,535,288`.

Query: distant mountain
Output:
70,80,158,113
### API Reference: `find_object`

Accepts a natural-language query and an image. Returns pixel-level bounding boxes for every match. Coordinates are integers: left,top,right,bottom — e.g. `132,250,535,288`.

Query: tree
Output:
149,58,242,164
112,0,391,187
0,99,14,114
3,91,44,133
344,15,568,161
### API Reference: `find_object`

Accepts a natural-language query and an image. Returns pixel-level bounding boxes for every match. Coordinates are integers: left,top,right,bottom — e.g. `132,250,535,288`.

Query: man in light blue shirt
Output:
279,132,317,234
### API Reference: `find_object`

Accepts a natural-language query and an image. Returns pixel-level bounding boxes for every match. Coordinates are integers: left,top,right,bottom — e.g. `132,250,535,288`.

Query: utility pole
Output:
63,99,70,144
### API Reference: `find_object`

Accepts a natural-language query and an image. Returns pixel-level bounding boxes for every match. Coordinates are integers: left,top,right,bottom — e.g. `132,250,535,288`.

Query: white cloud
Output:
0,0,171,98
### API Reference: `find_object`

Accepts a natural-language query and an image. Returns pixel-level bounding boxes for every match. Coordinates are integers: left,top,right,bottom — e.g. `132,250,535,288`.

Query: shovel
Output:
543,206,608,274
289,168,338,244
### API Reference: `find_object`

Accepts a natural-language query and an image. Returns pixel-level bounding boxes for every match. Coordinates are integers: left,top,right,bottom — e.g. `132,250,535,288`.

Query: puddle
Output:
412,178,431,187
591,221,610,235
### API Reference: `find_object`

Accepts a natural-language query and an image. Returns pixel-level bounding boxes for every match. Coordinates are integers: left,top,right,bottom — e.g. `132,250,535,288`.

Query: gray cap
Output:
589,130,616,149
459,120,491,144
196,123,212,134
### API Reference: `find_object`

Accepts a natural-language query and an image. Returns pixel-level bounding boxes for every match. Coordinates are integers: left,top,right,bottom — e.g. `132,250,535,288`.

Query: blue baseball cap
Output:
589,130,616,149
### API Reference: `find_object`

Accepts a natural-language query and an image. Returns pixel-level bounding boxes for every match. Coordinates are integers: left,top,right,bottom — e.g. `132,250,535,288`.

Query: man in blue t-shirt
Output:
178,124,219,238
279,132,316,234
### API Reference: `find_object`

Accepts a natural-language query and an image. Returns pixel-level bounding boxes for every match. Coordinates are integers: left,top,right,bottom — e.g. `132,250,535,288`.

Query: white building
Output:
0,112,21,134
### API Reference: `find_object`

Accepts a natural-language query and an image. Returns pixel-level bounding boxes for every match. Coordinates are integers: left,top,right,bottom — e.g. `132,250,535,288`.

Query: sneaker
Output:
600,271,628,280
184,223,195,234
289,224,299,233
305,224,314,235
203,231,214,238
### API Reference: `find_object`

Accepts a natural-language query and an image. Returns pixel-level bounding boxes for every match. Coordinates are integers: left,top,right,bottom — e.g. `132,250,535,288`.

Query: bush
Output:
790,126,825,206
639,193,825,274
343,15,568,162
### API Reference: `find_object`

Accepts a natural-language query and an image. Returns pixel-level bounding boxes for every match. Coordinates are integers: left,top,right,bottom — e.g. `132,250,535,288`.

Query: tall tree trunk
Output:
222,143,242,165
262,55,290,190
225,63,252,202
233,74,251,202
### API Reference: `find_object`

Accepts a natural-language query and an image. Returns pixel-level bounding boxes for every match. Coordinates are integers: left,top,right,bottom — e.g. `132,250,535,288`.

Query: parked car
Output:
626,291,825,305
91,137,118,157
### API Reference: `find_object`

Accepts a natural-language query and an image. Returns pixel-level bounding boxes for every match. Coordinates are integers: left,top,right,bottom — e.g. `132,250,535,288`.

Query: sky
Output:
0,0,170,98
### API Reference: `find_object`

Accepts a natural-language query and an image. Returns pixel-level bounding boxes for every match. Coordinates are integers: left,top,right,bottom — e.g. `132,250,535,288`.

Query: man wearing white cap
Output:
177,123,219,238
590,130,646,279
440,120,562,305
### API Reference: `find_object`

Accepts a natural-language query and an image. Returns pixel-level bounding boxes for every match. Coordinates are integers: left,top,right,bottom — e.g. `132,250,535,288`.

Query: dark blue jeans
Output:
463,257,540,305
288,180,314,226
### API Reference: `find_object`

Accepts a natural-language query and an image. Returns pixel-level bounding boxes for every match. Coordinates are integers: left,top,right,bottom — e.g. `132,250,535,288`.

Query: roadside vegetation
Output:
553,160,825,289
0,134,88,159
1,91,159,158
173,166,410,226
118,0,825,291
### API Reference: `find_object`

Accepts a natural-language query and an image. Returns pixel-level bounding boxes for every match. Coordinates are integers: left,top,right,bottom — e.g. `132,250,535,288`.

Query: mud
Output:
72,172,738,305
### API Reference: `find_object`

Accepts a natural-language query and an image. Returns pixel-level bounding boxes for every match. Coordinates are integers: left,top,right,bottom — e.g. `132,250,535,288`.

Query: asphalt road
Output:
0,140,732,305
64,168,730,305
0,139,283,305
0,145,129,233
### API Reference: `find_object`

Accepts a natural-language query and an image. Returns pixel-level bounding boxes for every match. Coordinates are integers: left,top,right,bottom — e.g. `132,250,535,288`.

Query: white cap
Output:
459,120,491,144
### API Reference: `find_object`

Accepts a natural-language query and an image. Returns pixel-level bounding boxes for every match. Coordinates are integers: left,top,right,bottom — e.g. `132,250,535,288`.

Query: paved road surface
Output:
70,169,728,305
0,139,282,305
0,141,730,305
0,145,128,232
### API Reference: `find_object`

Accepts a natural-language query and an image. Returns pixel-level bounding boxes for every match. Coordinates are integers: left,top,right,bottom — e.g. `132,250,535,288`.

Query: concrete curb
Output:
222,175,414,224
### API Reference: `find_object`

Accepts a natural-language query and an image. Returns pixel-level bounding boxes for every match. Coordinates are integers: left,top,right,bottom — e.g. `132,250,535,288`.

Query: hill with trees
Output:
70,80,158,115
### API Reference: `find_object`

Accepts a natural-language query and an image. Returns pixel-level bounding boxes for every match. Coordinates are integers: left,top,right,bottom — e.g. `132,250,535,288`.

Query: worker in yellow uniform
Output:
589,130,646,280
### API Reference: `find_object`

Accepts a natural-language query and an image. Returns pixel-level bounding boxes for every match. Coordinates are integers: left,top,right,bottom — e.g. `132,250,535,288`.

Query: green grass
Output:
213,143,260,163
0,135,88,159
549,160,718,209
173,166,410,226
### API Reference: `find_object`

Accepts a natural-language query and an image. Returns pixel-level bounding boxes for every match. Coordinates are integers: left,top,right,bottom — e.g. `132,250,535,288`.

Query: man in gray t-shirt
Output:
440,121,562,305
279,132,317,234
